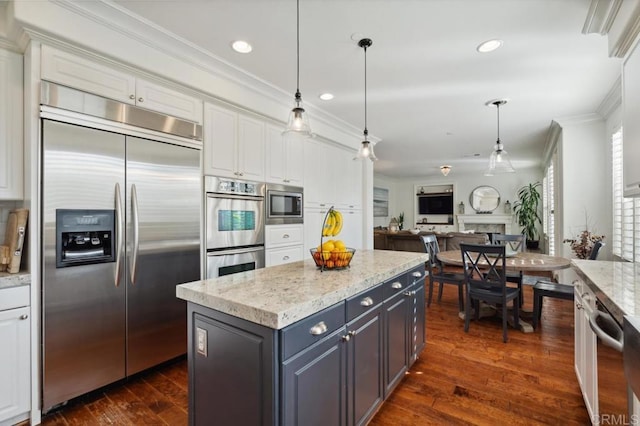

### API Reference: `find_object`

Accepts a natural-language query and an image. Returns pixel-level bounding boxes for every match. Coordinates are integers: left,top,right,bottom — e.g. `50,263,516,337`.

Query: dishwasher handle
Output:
589,309,624,352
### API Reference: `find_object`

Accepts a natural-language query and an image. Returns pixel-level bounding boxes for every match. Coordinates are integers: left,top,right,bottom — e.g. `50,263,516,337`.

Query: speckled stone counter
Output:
0,271,31,289
572,259,640,325
177,249,428,329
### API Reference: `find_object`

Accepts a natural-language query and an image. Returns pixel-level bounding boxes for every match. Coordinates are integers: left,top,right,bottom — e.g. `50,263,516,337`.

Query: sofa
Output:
373,230,489,253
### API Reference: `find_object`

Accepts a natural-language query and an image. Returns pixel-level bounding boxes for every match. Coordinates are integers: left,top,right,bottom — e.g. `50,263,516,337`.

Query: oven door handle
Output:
207,193,264,202
207,246,264,257
589,309,624,352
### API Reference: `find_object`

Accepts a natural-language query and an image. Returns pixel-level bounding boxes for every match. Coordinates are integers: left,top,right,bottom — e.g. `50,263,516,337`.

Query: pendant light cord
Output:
496,102,500,142
364,42,368,136
295,0,300,98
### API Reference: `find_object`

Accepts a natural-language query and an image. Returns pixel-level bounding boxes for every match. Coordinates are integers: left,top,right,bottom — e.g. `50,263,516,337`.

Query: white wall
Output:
375,167,543,232
556,116,612,260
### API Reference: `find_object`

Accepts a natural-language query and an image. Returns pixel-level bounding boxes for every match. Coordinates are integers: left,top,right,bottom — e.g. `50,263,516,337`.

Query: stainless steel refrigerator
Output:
41,84,202,411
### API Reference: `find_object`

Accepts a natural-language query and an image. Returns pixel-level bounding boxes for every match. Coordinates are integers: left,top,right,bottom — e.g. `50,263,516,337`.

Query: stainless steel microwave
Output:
266,184,303,225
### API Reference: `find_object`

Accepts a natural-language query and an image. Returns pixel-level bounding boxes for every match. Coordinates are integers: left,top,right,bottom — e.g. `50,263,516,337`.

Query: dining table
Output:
436,250,572,332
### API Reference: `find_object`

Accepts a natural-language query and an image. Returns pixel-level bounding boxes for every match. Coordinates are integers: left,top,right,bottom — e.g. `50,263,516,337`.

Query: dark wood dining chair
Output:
460,243,520,343
532,241,604,329
420,234,466,312
492,233,526,306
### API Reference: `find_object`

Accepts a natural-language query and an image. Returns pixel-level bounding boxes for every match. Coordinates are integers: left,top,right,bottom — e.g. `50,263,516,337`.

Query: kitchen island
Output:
177,249,428,426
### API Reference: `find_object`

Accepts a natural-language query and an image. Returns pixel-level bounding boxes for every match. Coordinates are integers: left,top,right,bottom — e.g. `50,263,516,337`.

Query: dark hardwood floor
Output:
41,283,589,425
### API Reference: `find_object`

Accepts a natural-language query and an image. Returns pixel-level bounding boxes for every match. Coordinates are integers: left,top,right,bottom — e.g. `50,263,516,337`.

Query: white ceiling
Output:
113,0,621,178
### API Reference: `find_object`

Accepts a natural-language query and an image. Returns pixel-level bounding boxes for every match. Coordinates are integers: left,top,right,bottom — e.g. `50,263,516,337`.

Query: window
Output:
543,158,555,256
611,128,640,262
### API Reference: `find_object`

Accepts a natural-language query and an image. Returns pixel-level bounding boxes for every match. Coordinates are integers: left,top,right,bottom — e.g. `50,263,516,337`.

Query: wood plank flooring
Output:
41,284,589,425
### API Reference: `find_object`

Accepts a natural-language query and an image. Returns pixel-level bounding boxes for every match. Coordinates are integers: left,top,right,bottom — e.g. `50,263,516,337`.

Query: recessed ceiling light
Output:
319,93,334,101
231,40,252,53
477,39,503,53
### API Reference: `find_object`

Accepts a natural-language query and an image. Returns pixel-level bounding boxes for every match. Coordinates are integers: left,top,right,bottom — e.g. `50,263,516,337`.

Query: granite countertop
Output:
572,260,640,325
0,271,31,290
177,249,428,330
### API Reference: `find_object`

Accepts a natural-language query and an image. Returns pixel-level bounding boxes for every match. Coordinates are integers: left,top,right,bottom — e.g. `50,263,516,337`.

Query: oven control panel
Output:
206,176,265,197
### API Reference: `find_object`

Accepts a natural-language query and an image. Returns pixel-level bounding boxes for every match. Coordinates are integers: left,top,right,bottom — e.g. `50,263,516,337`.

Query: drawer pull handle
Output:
19,314,29,320
412,271,423,278
360,297,374,307
283,234,290,239
391,282,403,289
310,321,328,336
283,255,290,260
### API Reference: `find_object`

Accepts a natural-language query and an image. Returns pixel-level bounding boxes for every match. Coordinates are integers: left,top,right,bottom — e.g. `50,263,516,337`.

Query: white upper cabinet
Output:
265,124,304,186
304,139,361,210
203,102,265,180
0,49,23,200
335,148,362,210
623,38,640,197
41,45,203,123
303,138,332,208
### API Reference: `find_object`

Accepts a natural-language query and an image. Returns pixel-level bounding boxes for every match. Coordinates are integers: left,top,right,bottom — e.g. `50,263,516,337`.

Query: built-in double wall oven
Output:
205,176,265,279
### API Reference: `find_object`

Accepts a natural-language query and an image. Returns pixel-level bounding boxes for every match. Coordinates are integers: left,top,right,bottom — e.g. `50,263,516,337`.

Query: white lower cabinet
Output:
574,280,597,421
265,224,304,267
0,286,30,425
266,246,304,267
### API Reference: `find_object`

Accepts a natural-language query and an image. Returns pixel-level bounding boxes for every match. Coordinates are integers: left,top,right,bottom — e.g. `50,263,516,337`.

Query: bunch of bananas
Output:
322,209,343,237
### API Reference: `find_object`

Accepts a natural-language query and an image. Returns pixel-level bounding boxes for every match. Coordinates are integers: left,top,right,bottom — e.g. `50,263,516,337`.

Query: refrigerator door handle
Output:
131,184,140,285
115,183,124,287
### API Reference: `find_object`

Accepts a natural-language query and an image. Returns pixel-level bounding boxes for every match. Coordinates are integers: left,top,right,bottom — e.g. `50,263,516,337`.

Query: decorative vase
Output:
504,200,511,214
458,202,465,214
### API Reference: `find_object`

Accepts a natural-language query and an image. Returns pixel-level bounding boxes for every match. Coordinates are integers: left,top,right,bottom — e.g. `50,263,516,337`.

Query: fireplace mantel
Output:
457,214,514,234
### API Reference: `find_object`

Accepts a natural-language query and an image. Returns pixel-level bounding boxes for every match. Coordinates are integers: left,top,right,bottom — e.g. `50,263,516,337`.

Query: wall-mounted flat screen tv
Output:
418,194,453,215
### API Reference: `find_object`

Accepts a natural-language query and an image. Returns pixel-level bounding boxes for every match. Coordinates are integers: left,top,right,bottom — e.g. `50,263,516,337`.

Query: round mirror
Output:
469,185,500,212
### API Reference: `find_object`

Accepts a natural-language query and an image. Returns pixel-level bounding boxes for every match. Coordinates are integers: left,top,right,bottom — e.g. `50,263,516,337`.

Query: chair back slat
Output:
420,234,440,269
492,234,526,252
460,243,507,295
589,241,604,260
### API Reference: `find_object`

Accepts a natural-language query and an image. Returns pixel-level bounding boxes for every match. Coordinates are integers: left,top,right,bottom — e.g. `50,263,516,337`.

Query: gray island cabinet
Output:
177,249,428,426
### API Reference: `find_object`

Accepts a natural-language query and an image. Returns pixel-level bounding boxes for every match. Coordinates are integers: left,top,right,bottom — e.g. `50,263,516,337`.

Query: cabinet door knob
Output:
138,97,144,102
360,297,374,307
129,94,135,100
412,271,423,278
309,321,328,336
391,282,403,289
19,314,29,320
342,333,352,342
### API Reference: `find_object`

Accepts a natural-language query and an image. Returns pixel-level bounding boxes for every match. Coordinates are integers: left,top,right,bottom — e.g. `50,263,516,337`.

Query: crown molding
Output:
583,0,623,35
607,0,640,57
597,75,622,118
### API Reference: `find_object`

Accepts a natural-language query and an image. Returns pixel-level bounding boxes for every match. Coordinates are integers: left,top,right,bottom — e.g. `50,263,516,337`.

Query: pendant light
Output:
485,99,515,176
283,0,312,136
355,38,377,161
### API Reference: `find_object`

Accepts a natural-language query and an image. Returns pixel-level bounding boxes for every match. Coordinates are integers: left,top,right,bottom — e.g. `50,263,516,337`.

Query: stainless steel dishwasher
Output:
588,302,629,424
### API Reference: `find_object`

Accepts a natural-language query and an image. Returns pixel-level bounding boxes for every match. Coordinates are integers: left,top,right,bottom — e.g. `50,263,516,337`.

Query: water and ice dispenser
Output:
56,209,116,268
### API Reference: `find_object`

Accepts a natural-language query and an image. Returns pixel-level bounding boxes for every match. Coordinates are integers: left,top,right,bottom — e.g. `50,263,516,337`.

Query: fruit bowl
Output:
409,228,421,235
310,248,356,270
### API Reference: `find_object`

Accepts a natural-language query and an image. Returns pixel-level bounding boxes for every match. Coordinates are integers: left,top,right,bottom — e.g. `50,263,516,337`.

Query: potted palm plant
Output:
513,182,542,249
